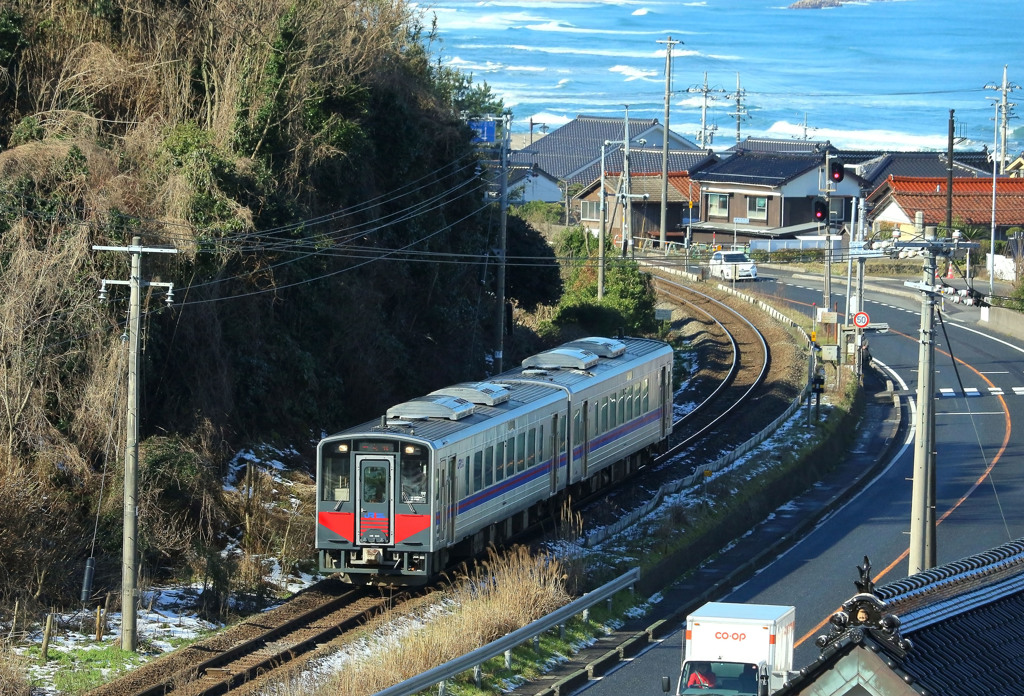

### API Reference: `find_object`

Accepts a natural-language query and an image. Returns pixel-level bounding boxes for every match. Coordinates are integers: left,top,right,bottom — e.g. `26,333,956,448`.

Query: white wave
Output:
633,8,649,15
504,44,665,59
610,65,660,82
523,19,675,35
762,121,950,151
507,65,547,73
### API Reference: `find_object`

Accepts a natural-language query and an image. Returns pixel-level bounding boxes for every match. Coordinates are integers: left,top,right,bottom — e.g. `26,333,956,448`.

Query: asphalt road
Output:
578,269,1024,695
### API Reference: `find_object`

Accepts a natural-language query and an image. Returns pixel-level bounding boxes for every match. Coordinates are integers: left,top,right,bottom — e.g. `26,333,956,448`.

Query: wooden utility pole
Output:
93,237,176,651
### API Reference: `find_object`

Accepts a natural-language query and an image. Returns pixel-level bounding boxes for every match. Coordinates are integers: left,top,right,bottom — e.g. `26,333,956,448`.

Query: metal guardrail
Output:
371,567,640,696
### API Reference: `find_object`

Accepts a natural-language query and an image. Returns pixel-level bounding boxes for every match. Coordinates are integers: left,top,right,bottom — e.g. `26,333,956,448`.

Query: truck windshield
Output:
680,661,758,695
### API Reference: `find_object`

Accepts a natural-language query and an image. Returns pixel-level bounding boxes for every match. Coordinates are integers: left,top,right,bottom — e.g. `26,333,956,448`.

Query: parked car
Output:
708,250,758,280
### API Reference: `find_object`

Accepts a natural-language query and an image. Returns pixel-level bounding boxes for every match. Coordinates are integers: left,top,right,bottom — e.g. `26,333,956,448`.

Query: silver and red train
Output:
315,336,674,584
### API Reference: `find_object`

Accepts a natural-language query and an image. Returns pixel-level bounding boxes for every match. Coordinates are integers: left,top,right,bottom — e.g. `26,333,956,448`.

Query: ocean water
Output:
422,0,1023,153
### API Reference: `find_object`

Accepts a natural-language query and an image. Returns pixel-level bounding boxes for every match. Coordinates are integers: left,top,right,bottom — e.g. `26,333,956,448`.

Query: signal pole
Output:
93,236,176,652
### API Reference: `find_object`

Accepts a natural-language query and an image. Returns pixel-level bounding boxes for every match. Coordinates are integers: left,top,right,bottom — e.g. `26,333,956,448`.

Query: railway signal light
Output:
813,199,829,222
829,160,845,183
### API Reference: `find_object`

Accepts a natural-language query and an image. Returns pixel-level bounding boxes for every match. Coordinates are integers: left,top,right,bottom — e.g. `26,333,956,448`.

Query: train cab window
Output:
400,458,428,504
516,432,526,472
321,448,351,503
527,429,536,469
361,462,388,504
472,451,484,492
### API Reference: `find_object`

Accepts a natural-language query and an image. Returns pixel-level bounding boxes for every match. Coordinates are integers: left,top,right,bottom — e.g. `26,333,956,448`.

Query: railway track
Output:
657,276,771,458
85,579,413,696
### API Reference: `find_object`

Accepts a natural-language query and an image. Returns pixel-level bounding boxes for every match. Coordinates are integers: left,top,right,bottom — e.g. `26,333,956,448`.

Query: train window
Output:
642,378,650,412
473,451,484,492
321,451,351,503
619,388,627,423
361,462,388,504
572,409,582,442
505,437,515,477
400,458,428,504
484,447,494,487
609,392,617,429
516,432,526,472
494,442,504,481
487,446,498,483
600,397,609,433
538,424,545,463
558,417,566,453
526,429,536,469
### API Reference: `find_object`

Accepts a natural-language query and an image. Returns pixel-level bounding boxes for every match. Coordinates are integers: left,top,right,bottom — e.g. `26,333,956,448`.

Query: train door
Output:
440,455,457,544
660,365,670,438
549,414,560,494
581,400,590,479
355,454,394,545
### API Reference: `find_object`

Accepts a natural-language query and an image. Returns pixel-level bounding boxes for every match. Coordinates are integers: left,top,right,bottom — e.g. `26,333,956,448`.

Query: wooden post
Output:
41,613,54,662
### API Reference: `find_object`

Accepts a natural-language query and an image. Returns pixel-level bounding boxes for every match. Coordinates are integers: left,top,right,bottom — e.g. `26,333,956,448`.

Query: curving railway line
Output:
84,277,799,696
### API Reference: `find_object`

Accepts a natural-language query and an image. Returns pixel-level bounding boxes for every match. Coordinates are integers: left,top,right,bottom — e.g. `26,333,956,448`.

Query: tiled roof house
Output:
688,150,863,242
866,175,1024,238
776,539,1024,696
509,115,699,202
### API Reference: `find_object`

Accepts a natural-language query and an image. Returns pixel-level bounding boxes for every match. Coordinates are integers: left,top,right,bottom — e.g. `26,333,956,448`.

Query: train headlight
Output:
404,445,419,455
337,443,349,453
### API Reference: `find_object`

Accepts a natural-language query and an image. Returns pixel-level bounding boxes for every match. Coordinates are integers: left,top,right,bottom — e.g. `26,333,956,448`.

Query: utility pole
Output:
657,35,680,251
822,153,834,318
726,73,748,145
93,236,176,652
496,111,511,373
623,106,632,256
984,65,1019,176
687,73,725,149
897,215,978,575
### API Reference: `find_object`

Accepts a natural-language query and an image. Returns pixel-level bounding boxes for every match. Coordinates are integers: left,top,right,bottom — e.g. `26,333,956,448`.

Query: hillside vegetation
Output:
0,0,573,614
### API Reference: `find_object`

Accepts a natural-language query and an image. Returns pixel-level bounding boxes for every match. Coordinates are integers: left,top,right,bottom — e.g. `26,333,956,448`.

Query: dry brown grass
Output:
272,546,570,696
0,641,32,696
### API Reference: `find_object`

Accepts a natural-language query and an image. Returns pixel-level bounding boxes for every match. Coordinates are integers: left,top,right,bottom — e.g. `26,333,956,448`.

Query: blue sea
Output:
421,0,1022,153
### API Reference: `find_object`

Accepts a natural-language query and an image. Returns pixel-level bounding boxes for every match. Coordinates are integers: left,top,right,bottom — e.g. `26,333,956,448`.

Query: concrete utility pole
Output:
688,73,725,149
896,215,979,575
726,73,748,145
93,236,176,652
496,111,511,373
622,106,634,256
657,35,679,251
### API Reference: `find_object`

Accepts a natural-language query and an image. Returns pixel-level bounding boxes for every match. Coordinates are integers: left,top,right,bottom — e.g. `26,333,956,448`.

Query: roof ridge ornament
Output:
815,556,913,656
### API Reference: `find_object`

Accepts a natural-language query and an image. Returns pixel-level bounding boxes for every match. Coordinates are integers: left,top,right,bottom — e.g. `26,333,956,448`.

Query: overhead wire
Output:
934,308,1013,542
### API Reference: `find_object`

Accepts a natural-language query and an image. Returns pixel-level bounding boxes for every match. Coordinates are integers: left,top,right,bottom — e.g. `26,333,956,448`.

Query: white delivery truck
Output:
663,602,795,695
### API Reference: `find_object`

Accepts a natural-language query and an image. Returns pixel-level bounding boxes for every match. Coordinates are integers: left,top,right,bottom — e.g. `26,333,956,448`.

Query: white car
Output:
708,250,758,280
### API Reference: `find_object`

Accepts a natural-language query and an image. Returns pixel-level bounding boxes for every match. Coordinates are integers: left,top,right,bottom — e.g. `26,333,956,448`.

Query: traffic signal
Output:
813,199,829,222
829,160,845,183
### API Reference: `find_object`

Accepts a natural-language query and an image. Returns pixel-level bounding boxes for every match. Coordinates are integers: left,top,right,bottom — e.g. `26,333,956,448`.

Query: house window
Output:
747,196,768,221
580,199,601,221
708,193,729,218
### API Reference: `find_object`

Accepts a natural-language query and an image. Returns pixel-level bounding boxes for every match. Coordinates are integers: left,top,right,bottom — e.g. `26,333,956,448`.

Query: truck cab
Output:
708,250,757,281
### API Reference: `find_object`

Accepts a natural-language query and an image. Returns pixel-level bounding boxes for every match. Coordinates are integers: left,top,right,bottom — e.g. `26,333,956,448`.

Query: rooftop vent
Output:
386,395,475,421
562,336,626,358
522,347,599,371
431,382,511,406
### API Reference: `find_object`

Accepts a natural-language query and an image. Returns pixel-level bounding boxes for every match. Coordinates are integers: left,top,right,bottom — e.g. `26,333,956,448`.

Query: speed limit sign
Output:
853,311,870,328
